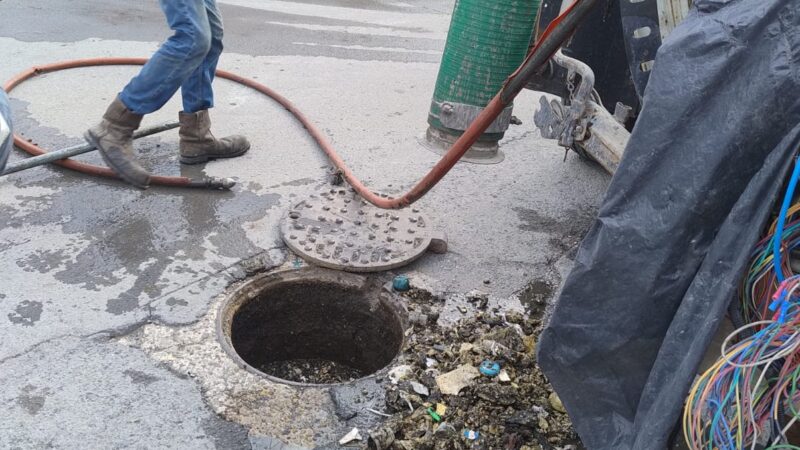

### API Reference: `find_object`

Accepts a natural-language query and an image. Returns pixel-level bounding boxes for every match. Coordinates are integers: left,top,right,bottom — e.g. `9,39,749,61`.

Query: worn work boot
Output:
178,110,250,165
84,96,150,189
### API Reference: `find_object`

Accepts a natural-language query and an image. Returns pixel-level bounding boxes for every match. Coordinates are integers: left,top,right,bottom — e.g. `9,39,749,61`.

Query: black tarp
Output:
537,0,800,448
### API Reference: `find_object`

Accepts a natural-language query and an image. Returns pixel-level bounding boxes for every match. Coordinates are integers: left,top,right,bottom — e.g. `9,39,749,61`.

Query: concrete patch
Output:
118,279,342,448
15,385,50,416
7,300,43,326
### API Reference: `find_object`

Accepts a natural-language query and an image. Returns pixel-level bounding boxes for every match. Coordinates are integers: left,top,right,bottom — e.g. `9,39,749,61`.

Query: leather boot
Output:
84,96,150,189
179,110,250,164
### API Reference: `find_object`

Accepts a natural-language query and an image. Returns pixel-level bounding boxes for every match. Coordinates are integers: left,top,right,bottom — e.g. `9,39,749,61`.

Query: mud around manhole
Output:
217,267,406,386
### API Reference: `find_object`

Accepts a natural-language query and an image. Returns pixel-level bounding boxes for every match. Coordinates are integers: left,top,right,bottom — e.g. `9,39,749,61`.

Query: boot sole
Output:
84,131,150,189
179,145,251,165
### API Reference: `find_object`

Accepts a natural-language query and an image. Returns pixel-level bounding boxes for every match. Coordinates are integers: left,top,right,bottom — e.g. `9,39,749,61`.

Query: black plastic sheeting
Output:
537,1,800,448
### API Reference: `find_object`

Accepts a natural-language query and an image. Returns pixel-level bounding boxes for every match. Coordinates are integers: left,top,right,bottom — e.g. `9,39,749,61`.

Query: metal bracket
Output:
551,50,594,148
535,97,630,175
433,101,515,134
532,51,632,175
533,50,595,148
534,96,566,140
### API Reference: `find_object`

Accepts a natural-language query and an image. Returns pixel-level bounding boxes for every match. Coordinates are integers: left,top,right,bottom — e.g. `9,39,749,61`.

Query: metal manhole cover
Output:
280,188,446,272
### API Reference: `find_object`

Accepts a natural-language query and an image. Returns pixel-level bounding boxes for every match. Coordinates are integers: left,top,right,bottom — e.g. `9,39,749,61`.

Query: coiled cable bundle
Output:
684,159,800,450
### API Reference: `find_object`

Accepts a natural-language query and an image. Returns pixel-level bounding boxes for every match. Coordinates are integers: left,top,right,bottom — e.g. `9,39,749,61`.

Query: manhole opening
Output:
219,269,405,385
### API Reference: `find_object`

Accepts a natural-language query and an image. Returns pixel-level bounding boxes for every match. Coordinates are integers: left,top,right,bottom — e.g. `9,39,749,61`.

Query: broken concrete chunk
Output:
436,364,480,395
339,427,362,445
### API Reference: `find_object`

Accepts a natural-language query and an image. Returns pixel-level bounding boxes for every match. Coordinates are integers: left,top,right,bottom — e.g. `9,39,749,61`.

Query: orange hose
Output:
5,59,196,187
3,58,505,203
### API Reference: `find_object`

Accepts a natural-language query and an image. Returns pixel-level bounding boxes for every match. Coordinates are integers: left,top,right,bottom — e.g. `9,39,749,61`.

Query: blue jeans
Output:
120,0,223,115
0,88,12,173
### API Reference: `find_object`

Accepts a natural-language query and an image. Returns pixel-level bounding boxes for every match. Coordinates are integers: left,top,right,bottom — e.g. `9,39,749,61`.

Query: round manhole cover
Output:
217,268,406,385
280,189,446,272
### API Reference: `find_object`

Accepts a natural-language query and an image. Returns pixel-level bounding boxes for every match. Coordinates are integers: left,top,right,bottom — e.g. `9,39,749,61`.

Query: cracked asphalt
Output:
0,0,611,448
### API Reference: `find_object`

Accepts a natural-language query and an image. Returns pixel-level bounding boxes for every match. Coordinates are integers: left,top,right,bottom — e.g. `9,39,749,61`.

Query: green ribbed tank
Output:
428,0,539,142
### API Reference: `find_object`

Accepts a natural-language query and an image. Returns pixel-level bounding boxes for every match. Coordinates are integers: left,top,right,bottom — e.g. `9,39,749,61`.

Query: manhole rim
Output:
216,267,408,387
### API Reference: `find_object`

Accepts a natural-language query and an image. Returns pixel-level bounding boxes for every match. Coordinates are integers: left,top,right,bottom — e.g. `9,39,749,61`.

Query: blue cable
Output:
773,158,800,284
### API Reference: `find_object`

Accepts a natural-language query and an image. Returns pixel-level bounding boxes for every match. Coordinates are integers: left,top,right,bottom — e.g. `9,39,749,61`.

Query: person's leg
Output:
121,0,212,115
86,0,214,188
177,0,250,165
180,0,223,113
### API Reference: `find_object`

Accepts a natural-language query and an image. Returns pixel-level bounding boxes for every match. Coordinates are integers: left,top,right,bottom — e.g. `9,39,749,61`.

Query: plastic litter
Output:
366,408,392,417
392,275,410,291
339,428,362,445
479,360,501,377
426,407,441,422
463,429,480,440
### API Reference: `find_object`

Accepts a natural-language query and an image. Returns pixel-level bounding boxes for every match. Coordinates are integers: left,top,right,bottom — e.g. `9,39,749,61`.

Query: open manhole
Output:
218,268,406,385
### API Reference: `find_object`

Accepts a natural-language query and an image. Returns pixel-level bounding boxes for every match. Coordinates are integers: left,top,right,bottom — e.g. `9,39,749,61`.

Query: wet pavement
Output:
0,0,610,448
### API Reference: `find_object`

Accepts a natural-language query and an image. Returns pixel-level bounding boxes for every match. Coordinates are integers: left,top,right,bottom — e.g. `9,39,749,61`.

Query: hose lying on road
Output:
2,0,595,205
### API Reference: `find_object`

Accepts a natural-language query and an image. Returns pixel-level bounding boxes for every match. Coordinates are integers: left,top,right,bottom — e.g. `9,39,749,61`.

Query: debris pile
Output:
259,358,364,384
369,288,582,450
